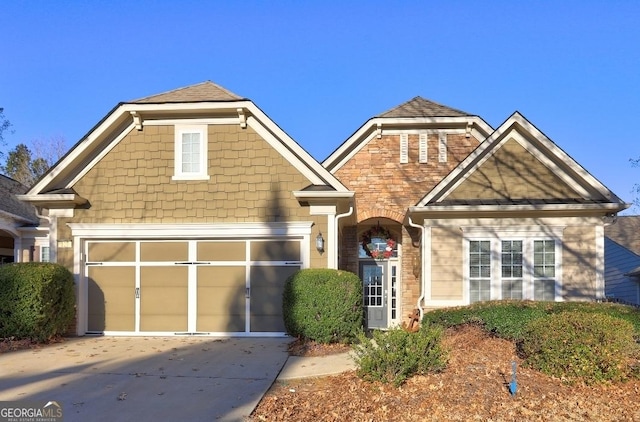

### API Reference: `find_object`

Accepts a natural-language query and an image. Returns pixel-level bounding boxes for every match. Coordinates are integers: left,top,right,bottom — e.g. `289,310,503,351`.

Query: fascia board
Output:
409,202,627,215
16,193,86,207
509,113,624,202
292,191,355,199
27,104,131,195
244,103,349,192
68,222,314,238
323,116,493,173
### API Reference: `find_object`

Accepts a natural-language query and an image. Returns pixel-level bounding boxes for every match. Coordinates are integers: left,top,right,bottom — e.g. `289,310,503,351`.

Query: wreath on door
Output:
361,225,396,260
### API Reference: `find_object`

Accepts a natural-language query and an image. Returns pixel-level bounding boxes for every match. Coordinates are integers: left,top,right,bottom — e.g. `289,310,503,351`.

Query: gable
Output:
447,138,581,202
21,82,349,208
414,112,628,214
71,123,319,223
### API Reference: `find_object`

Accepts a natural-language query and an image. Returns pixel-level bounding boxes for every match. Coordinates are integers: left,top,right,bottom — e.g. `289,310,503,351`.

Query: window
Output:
469,240,491,303
501,240,523,299
399,134,408,164
419,133,428,163
40,246,50,263
438,132,447,162
466,236,560,303
534,240,556,300
173,125,209,180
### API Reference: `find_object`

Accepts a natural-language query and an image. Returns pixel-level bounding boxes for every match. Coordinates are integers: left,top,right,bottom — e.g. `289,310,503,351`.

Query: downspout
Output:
334,203,354,269
408,215,425,319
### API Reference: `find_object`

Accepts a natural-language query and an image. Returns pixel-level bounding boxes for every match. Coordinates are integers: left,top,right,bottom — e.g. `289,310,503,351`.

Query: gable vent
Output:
400,134,409,164
438,132,447,163
419,133,428,163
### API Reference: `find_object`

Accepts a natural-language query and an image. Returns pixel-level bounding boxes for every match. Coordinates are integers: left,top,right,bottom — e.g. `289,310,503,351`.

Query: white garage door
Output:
85,238,302,335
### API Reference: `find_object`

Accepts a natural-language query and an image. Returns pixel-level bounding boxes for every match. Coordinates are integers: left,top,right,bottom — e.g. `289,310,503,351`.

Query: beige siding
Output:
562,225,597,300
449,139,580,200
56,123,326,269
430,227,463,300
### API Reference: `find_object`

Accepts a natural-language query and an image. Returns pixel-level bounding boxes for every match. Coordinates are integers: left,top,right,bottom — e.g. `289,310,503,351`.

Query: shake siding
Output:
448,139,580,200
62,124,326,268
430,227,463,299
562,226,597,300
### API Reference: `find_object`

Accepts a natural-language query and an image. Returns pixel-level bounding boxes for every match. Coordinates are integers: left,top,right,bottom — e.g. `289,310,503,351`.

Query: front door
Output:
360,261,388,329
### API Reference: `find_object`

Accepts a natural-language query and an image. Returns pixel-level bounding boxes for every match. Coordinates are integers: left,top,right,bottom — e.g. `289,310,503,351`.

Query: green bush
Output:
0,263,75,341
520,311,638,384
422,300,640,341
282,268,363,343
353,324,447,386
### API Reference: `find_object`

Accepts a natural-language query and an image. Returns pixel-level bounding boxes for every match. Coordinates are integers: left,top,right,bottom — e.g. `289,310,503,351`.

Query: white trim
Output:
417,112,625,207
323,116,493,172
68,222,314,238
97,331,289,337
595,224,605,300
173,124,209,180
144,118,239,126
67,123,136,188
462,228,564,303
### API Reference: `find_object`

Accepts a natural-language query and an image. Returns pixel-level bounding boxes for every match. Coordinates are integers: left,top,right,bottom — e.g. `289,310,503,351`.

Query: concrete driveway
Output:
0,336,290,421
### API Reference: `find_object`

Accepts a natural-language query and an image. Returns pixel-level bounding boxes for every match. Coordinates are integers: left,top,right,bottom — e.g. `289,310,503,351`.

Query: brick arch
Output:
357,208,405,224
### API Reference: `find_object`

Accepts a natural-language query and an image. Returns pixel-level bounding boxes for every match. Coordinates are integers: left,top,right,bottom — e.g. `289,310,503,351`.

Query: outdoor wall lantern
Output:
315,232,325,253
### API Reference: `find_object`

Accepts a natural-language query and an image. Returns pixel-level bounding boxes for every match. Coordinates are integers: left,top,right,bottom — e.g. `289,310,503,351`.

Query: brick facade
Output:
335,132,480,324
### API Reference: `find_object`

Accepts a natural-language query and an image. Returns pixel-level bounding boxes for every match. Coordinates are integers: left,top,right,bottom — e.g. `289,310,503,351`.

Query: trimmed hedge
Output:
422,300,640,341
0,263,75,341
283,268,363,343
520,311,638,383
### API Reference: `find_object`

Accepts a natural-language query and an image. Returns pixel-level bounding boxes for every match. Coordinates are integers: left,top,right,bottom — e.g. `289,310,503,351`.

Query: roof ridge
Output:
129,81,245,103
376,96,471,118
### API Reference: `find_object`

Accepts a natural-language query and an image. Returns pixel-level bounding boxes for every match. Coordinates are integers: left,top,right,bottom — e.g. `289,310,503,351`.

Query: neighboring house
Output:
604,216,640,305
0,174,48,264
16,81,628,336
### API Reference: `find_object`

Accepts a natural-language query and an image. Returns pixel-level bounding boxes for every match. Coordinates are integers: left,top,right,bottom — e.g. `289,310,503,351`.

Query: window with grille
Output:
173,125,209,180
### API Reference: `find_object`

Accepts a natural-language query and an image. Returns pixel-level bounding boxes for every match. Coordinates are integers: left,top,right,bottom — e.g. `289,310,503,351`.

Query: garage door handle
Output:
135,288,140,299
285,261,302,265
246,287,250,299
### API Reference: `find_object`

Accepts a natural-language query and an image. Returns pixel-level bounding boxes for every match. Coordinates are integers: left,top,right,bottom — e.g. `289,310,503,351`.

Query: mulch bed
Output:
252,325,640,421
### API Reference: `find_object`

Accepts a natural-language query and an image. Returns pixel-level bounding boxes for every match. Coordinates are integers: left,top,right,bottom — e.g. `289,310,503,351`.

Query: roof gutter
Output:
408,215,425,320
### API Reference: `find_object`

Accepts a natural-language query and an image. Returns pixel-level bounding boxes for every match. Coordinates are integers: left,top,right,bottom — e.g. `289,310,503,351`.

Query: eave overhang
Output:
16,193,88,209
293,190,355,206
408,202,629,221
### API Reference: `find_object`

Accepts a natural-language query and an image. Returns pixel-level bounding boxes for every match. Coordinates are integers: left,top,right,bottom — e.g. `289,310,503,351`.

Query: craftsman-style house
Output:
15,81,628,335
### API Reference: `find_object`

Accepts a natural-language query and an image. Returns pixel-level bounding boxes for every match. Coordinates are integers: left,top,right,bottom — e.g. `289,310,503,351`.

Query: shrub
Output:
282,268,363,343
0,263,75,341
520,311,638,383
353,324,447,386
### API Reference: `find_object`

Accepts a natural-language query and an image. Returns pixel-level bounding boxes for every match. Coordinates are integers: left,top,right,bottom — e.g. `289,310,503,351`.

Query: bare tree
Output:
0,108,13,161
631,156,640,210
1,136,67,187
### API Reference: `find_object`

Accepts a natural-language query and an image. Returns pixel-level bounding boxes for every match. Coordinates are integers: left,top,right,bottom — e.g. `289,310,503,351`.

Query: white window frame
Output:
40,245,50,262
173,124,210,180
463,228,563,304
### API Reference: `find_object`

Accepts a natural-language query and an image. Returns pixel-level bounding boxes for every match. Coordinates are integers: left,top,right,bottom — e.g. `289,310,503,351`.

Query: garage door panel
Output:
197,266,245,332
250,266,299,332
88,266,135,332
88,242,135,262
250,241,300,262
197,242,246,262
140,267,188,332
140,242,188,262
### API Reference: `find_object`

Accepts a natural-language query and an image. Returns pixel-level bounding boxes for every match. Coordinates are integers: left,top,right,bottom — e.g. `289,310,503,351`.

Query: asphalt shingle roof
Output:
605,215,640,256
0,174,38,223
376,96,471,118
130,81,245,103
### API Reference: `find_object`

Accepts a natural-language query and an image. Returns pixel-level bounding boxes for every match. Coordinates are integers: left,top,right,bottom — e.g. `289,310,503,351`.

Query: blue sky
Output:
2,1,639,211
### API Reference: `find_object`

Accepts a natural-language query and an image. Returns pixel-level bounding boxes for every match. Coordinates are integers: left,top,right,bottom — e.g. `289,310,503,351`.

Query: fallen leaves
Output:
252,325,640,421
